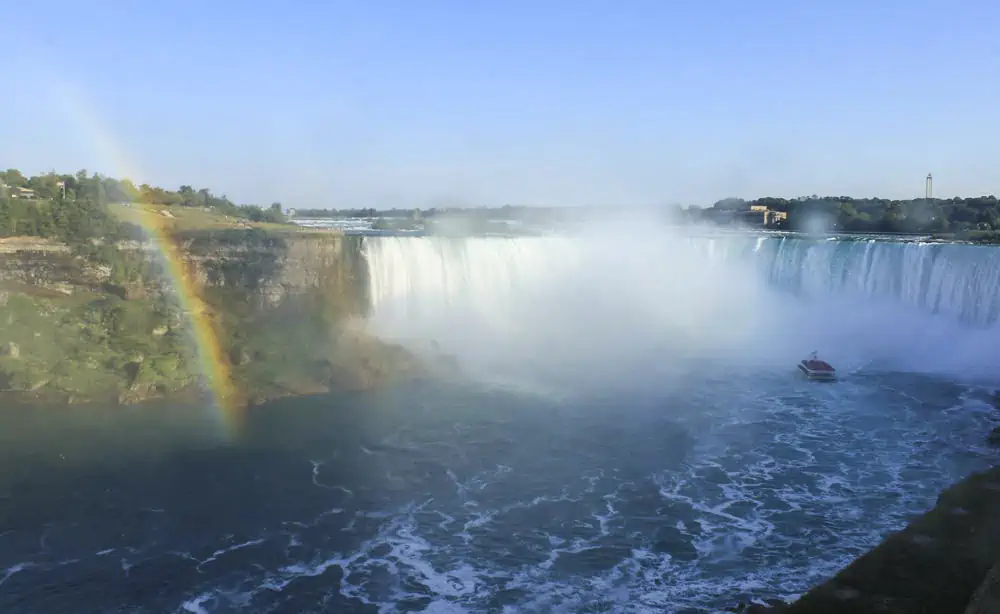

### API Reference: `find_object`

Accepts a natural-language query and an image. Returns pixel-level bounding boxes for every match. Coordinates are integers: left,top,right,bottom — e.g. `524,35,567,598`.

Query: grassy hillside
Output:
109,202,333,236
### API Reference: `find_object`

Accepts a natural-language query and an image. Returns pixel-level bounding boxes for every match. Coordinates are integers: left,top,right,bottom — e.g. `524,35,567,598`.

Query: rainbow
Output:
50,81,245,439
131,209,246,437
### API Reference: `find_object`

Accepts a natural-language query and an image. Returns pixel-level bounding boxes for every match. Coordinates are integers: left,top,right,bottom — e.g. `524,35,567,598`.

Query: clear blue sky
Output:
2,0,999,208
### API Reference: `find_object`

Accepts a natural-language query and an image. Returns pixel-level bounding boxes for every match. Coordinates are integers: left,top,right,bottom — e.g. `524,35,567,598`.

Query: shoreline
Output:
730,412,1000,613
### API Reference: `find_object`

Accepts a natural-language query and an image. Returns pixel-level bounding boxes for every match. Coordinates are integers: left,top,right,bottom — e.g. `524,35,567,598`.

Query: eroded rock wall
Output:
0,231,415,406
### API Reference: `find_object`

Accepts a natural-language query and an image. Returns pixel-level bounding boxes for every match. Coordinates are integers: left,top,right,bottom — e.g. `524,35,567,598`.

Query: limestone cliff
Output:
178,230,368,312
0,230,418,406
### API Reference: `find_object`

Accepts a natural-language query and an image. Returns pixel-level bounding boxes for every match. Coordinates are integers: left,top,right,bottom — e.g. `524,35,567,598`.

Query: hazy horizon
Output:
3,1,998,209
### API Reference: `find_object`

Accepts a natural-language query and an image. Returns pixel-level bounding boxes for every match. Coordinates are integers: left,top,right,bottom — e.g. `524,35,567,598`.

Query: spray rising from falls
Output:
363,233,1000,385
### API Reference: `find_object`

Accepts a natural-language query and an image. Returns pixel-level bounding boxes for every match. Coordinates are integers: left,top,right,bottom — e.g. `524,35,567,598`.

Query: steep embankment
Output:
0,229,422,407
739,465,1000,614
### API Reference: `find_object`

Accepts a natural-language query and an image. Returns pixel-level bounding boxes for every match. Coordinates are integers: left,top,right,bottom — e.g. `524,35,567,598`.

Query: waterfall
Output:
362,234,1000,382
754,238,1000,327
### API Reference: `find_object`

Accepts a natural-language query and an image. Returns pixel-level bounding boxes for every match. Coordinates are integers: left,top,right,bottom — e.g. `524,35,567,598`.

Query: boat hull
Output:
798,362,837,381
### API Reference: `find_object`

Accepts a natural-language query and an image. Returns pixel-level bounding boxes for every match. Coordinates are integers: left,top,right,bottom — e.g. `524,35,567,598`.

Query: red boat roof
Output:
802,359,835,371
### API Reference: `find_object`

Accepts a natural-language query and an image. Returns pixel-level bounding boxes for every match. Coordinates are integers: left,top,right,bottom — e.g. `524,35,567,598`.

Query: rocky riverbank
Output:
0,230,433,408
728,467,1000,613
724,398,1000,614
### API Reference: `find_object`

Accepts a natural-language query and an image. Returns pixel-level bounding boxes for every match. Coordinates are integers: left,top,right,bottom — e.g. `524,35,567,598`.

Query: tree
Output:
1,169,27,187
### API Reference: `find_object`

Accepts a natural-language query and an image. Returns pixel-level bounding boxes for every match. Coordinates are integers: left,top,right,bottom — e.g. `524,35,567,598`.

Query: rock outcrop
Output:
730,598,788,613
0,229,417,407
965,562,1000,614
179,230,368,313
773,466,1000,613
988,427,1000,447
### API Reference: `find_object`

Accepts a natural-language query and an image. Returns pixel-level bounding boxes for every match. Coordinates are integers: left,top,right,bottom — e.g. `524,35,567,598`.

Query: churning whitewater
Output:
338,230,996,611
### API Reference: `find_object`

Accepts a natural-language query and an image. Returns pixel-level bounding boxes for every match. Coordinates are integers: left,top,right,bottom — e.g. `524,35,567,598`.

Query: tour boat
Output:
798,351,837,381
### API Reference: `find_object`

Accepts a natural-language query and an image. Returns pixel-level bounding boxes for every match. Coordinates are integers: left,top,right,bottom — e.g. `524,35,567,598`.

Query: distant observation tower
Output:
926,173,933,199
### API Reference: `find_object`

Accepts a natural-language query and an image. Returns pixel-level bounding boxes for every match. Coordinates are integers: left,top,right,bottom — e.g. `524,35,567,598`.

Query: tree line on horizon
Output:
296,194,1000,239
3,167,1000,241
705,195,1000,235
0,168,287,241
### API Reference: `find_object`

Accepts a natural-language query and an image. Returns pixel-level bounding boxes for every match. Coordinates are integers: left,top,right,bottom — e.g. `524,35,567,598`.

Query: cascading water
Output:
363,232,1000,384
362,233,778,389
755,238,1000,327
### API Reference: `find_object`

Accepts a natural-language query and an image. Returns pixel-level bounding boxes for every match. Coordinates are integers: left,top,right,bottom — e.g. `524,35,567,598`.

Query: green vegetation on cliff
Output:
0,168,422,408
0,228,420,407
0,281,194,403
0,167,288,242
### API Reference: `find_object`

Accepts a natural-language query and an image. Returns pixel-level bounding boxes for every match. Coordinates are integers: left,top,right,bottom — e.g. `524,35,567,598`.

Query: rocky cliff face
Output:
0,231,420,407
0,232,368,306
179,231,368,312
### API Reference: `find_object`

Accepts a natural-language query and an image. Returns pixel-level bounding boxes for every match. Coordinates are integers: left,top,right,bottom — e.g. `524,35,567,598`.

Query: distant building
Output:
10,187,35,199
765,209,787,227
733,205,787,228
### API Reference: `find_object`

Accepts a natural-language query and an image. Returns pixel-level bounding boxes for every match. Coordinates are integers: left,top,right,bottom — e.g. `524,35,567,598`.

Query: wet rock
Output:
965,562,1000,613
1,341,19,358
908,534,936,548
123,359,143,391
117,382,157,405
104,281,146,300
228,345,252,366
730,599,788,613
988,427,1000,447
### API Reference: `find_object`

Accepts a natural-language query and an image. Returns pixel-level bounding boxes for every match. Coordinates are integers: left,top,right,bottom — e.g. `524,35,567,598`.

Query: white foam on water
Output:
11,372,988,613
180,593,214,614
130,374,983,613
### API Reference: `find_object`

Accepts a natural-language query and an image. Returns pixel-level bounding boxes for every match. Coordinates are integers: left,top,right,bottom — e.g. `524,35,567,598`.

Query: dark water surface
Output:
0,371,995,613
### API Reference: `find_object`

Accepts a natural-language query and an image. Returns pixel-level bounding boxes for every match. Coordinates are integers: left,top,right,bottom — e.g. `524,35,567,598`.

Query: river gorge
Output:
1,227,998,613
